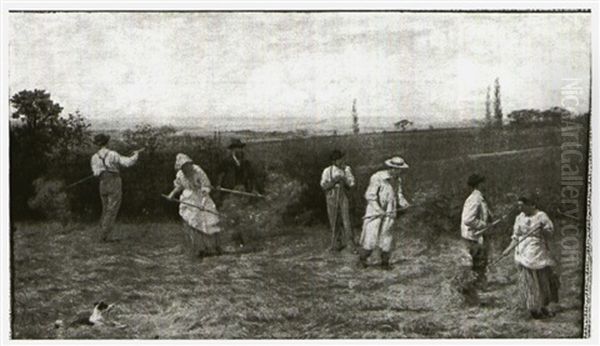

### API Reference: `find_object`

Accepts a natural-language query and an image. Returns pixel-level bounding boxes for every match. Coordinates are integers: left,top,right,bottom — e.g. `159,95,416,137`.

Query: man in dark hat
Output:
90,133,142,242
320,149,356,252
460,173,492,288
214,138,265,249
214,138,264,206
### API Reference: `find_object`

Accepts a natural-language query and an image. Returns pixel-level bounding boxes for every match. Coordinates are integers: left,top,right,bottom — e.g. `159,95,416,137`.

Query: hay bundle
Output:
28,177,72,224
433,269,480,309
402,188,461,250
219,172,306,244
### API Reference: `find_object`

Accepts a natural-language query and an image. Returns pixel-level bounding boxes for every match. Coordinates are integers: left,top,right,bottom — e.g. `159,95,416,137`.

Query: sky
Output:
8,11,592,131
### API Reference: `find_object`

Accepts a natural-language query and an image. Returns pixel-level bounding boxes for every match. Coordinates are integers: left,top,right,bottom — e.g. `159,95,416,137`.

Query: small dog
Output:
69,301,116,327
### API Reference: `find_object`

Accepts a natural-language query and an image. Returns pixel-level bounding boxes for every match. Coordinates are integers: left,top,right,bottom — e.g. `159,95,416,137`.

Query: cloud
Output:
9,12,591,130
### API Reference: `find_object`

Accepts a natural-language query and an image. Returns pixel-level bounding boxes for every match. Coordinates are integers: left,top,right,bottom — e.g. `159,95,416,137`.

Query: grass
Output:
11,218,584,339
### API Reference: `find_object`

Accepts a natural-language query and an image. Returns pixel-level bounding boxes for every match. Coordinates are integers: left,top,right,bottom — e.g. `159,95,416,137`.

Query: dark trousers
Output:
463,239,489,286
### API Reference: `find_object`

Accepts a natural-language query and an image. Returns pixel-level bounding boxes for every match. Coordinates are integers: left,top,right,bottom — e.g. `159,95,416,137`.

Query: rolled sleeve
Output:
344,166,355,187
541,213,554,234
396,178,410,209
320,167,332,190
117,152,139,168
90,154,102,177
195,166,212,192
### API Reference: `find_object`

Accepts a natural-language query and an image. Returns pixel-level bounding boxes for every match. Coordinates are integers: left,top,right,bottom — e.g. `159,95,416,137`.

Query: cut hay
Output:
218,172,306,245
433,269,480,309
402,316,446,337
28,177,72,224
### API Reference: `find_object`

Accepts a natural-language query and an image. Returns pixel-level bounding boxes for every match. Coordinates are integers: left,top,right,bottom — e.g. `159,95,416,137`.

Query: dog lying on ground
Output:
55,301,118,328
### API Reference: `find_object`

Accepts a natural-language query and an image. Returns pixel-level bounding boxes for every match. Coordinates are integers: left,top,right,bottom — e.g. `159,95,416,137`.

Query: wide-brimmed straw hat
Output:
384,156,409,169
467,173,485,188
175,153,193,170
93,134,110,146
228,138,246,149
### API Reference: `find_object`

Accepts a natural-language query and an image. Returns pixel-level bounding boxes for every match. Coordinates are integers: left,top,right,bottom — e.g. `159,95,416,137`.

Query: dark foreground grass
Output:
11,219,584,339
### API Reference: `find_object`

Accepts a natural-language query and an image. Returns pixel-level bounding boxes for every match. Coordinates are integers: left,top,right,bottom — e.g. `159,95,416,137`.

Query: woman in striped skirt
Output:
502,195,559,319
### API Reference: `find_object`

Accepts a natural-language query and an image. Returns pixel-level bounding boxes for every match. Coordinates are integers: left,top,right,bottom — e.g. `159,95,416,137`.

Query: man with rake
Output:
90,134,142,242
357,156,411,270
320,149,356,253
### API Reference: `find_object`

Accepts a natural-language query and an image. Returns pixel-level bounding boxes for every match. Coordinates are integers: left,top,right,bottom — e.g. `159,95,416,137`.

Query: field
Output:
12,219,584,339
10,124,589,339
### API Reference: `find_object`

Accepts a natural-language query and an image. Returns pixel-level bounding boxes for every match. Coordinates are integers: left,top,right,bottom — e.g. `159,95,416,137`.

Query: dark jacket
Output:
216,155,264,194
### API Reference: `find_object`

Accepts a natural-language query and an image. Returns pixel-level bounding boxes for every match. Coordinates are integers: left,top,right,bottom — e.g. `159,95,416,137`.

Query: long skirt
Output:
182,222,221,257
518,264,560,313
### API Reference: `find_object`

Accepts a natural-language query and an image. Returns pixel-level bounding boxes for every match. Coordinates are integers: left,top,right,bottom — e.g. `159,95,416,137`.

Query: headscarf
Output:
174,153,193,170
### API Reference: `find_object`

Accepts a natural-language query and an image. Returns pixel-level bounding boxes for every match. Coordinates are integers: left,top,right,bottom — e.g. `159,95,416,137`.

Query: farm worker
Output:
90,134,141,242
502,195,559,319
320,149,356,252
460,173,492,288
214,138,265,206
358,156,410,270
214,138,265,248
166,153,223,258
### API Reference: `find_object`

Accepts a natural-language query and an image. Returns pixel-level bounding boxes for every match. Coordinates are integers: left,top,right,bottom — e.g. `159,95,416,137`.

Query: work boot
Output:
530,309,545,320
541,307,555,318
357,249,371,268
473,273,488,291
381,252,392,270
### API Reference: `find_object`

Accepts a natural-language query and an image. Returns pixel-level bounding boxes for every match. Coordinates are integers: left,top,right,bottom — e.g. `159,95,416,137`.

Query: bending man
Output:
358,156,410,270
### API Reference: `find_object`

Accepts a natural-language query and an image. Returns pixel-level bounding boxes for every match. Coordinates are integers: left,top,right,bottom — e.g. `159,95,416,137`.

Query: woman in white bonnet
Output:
166,153,222,258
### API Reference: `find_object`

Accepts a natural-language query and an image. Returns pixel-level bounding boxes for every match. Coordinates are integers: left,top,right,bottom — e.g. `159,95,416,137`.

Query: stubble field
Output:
12,217,584,339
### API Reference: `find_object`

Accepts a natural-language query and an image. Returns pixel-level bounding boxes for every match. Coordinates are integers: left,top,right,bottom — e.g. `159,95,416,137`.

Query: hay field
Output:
11,217,584,339
10,126,588,339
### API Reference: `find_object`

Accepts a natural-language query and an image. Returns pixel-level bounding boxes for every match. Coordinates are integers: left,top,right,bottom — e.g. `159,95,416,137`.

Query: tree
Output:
507,107,572,127
10,89,64,132
506,109,541,126
10,89,91,164
485,85,492,126
122,123,176,155
540,107,572,124
394,119,413,131
352,99,359,134
493,78,503,127
9,89,91,220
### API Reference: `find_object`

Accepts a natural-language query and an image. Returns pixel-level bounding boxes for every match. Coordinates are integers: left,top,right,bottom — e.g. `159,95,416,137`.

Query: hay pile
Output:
28,177,72,224
401,188,461,250
218,172,306,245
433,269,480,309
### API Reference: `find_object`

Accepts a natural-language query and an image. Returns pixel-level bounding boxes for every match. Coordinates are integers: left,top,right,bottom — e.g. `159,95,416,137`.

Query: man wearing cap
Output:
214,138,264,207
358,157,411,270
320,149,356,252
90,134,142,242
460,173,492,288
